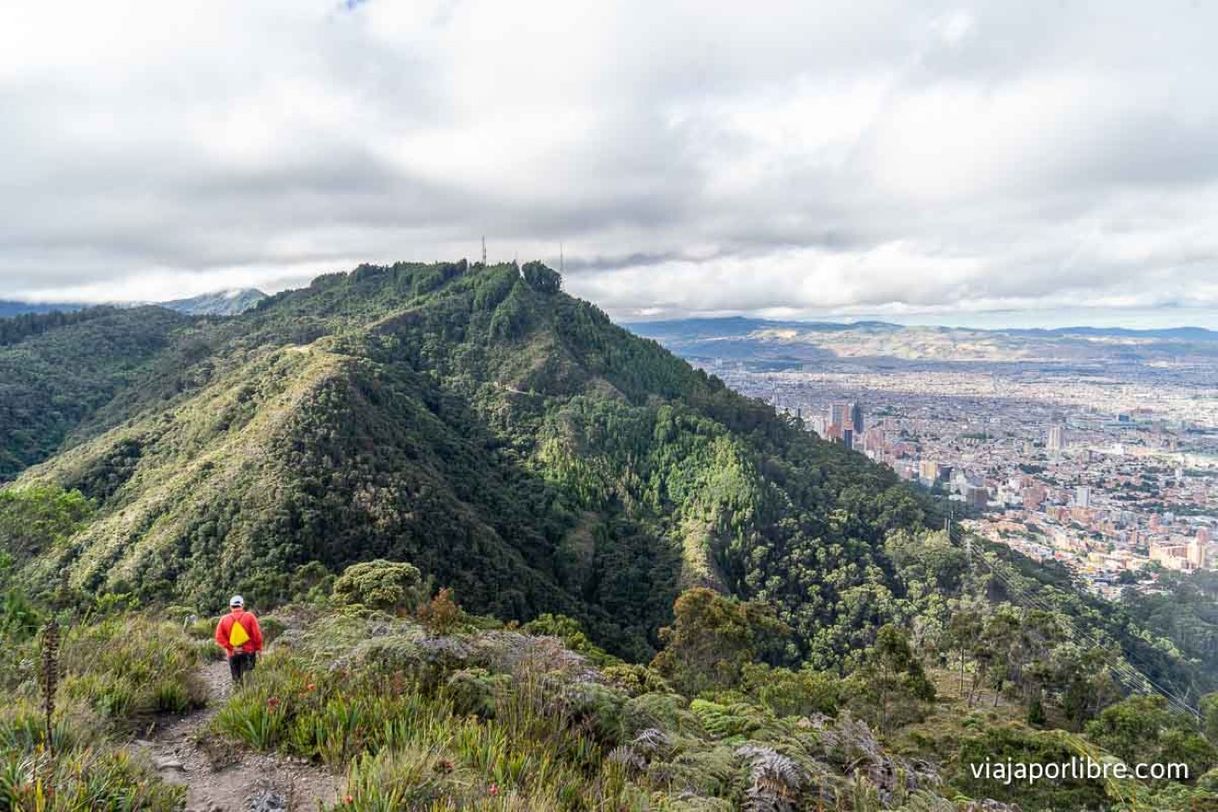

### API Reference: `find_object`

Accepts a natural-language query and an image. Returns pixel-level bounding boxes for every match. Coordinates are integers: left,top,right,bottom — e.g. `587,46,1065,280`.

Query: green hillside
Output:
8,262,924,663
0,306,191,480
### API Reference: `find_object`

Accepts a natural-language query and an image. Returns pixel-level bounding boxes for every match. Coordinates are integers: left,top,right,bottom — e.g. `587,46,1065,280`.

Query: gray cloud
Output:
1,0,1217,325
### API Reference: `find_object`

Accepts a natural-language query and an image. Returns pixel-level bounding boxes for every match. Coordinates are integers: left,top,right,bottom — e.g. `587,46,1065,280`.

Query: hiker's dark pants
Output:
230,652,257,685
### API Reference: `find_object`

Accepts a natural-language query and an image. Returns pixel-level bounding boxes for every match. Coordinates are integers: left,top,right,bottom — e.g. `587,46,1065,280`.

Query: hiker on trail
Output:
214,595,263,685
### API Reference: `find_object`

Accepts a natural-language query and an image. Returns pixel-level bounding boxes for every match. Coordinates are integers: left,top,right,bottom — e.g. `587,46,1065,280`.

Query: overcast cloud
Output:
2,1,1217,325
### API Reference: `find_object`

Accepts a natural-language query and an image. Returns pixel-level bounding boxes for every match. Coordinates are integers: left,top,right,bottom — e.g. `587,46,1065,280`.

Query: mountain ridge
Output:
628,316,1218,364
5,261,1218,812
628,315,1218,339
0,287,268,318
8,261,922,662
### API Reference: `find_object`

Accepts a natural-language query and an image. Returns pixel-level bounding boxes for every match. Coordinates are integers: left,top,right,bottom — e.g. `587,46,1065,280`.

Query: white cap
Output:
229,595,244,607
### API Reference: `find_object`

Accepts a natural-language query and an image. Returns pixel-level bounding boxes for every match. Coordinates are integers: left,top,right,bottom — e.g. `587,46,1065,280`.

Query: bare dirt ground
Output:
132,657,343,812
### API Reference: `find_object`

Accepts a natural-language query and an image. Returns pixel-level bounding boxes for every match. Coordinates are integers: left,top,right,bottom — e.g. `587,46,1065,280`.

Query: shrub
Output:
601,663,671,697
622,693,700,738
741,663,842,718
446,668,511,719
557,683,627,746
333,560,424,614
522,613,614,666
417,588,463,635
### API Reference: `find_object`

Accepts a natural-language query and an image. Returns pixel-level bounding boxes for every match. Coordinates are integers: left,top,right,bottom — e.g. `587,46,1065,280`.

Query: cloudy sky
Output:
2,1,1217,327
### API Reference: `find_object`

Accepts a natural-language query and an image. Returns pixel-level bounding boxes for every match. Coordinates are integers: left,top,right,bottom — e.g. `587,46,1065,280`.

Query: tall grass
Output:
212,645,640,810
59,615,207,725
0,614,204,810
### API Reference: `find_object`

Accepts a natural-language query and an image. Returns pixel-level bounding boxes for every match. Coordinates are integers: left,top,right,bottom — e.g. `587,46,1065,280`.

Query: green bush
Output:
601,663,671,697
741,663,842,718
622,693,699,737
445,668,511,718
332,560,424,614
557,683,626,746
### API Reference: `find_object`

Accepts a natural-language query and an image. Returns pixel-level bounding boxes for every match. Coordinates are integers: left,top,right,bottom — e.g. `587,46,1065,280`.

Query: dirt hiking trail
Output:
133,657,342,812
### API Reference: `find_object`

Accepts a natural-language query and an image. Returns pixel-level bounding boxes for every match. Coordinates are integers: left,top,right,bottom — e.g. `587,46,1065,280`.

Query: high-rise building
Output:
919,460,940,484
1047,424,1066,452
1187,537,1207,570
1075,486,1091,509
849,402,864,433
830,402,849,429
842,428,853,450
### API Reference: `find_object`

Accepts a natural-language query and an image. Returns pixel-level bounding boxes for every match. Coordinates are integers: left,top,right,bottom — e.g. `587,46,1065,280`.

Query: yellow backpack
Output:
229,617,251,647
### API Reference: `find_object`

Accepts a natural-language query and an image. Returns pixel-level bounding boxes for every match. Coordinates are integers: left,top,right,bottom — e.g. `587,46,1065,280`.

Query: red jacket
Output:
215,609,264,657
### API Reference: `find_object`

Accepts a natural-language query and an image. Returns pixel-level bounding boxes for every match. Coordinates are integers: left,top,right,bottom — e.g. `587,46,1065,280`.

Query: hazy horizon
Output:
5,274,1217,332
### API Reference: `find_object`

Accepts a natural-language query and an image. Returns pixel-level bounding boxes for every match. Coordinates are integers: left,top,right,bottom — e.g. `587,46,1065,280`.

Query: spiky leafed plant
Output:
736,744,806,812
39,618,61,765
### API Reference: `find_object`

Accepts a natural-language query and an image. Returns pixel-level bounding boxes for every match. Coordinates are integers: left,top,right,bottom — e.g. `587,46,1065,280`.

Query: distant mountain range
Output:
0,288,268,319
627,316,1218,364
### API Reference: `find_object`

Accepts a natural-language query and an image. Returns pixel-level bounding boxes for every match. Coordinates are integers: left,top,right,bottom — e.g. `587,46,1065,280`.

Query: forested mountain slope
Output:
0,306,190,480
8,261,927,662
2,262,1208,696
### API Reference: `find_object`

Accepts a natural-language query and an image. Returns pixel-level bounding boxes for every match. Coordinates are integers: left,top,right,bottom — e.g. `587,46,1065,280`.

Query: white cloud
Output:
1,0,1217,326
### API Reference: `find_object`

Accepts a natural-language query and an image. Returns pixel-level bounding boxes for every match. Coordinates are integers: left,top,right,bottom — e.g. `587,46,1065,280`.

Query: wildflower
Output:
267,696,281,710
344,794,354,805
488,783,500,797
305,683,316,692
435,758,454,774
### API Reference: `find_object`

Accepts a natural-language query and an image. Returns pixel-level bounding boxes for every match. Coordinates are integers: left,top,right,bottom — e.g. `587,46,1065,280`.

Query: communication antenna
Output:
560,242,564,274
481,236,487,266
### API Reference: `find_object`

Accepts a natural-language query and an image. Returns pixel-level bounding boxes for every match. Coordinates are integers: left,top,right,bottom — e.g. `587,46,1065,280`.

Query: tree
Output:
1057,647,1121,731
848,624,936,733
943,598,985,699
332,559,424,614
980,608,1022,707
651,587,788,696
0,485,93,561
1086,695,1217,782
1202,692,1218,746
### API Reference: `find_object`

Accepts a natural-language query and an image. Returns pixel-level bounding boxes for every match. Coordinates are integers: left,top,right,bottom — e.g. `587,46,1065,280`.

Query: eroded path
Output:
134,657,342,812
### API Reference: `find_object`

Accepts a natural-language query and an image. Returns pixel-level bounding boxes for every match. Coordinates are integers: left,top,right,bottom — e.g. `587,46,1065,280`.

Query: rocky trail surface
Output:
133,656,342,812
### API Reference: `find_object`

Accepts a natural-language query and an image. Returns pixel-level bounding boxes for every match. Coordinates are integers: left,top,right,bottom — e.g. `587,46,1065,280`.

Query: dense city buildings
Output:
702,358,1218,599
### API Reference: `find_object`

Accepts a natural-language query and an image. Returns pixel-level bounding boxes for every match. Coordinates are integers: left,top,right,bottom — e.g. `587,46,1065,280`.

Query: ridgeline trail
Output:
133,652,341,812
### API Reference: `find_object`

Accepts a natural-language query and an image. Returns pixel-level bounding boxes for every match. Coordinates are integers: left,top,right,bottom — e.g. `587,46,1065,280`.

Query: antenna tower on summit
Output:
481,236,487,266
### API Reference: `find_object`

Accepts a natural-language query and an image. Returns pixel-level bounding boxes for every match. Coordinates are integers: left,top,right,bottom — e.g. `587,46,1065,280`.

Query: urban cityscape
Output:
707,358,1218,599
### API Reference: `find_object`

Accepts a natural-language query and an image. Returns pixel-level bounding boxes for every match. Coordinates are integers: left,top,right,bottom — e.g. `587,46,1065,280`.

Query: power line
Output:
949,524,1193,715
946,520,1199,718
